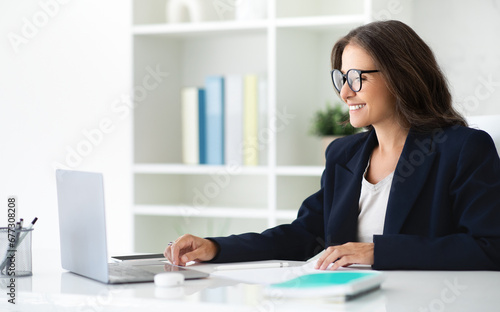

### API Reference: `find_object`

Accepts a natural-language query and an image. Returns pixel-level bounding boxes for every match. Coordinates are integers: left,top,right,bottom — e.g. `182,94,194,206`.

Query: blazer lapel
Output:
383,130,437,234
327,131,378,244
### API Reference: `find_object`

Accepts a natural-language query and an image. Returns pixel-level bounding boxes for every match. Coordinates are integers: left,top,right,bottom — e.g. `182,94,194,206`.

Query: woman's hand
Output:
314,242,374,270
164,234,219,266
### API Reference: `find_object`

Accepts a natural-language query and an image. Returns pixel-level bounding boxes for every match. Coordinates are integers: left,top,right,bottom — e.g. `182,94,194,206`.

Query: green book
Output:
265,271,384,301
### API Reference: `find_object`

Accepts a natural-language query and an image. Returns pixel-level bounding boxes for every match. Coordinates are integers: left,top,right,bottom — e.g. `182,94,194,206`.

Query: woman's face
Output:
339,44,397,129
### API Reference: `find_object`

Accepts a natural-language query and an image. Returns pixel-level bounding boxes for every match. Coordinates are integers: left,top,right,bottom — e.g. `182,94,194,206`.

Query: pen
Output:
214,262,289,271
15,217,38,249
12,221,22,250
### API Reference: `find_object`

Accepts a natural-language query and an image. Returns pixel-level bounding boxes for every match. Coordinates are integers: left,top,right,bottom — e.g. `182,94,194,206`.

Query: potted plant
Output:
310,102,359,156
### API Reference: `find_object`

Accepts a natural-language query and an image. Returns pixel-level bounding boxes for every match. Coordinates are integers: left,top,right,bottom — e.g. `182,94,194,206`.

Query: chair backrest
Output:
467,115,500,155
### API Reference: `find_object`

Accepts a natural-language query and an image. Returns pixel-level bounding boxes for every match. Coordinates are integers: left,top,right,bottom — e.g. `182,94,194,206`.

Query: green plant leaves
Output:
310,103,357,136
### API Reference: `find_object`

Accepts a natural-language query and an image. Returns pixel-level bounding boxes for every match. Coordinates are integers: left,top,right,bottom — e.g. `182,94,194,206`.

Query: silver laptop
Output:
55,169,208,284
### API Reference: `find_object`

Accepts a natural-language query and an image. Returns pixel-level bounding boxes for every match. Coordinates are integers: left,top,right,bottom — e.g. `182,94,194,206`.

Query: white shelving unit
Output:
132,0,373,252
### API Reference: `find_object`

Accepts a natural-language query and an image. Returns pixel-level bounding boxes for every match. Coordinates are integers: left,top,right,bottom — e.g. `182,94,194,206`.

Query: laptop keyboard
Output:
108,264,155,279
107,262,208,283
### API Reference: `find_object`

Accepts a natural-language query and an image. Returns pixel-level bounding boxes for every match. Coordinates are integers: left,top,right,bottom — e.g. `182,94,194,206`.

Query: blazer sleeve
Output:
373,130,500,270
206,172,330,263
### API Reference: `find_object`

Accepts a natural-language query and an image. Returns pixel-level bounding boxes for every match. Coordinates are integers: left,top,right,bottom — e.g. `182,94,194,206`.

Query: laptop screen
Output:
56,169,110,283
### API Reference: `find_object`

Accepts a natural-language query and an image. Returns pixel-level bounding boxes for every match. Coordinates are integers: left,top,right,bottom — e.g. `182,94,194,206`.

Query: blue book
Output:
204,76,225,165
198,89,207,164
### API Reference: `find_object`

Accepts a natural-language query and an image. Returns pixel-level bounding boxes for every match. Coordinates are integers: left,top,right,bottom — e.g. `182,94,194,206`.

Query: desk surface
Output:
1,251,500,312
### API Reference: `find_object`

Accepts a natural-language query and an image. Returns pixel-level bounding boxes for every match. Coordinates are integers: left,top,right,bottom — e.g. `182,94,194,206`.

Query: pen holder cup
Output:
0,227,33,277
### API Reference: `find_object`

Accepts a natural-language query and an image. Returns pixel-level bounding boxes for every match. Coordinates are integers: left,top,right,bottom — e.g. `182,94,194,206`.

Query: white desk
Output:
2,251,500,312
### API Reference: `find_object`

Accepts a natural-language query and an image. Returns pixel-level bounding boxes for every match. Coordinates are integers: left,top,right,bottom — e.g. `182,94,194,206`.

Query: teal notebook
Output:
265,271,384,300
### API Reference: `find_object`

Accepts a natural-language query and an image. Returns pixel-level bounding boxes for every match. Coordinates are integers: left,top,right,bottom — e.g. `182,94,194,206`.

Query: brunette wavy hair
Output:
331,20,467,132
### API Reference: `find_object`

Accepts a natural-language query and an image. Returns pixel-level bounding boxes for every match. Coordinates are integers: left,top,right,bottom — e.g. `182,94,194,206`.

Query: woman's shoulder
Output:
441,125,488,137
420,125,497,154
434,125,493,144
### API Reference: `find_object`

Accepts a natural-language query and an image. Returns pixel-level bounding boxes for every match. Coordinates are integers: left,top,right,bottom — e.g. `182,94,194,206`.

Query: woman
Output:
165,20,500,270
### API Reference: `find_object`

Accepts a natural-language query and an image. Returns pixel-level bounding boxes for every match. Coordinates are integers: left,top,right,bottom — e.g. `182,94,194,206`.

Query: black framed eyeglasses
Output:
331,69,379,93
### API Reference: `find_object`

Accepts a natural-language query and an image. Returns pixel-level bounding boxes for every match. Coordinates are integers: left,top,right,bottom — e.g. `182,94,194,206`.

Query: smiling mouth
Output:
349,104,366,111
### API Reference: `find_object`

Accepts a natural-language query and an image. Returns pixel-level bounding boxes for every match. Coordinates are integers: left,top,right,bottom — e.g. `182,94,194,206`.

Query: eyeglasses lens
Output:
333,70,345,92
347,70,361,92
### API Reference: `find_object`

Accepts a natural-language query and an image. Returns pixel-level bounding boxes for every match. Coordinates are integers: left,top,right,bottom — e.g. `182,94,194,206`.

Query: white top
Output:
357,162,394,243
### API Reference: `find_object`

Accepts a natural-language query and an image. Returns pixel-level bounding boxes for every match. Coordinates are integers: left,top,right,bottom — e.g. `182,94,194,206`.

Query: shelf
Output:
275,166,324,176
133,14,367,37
133,205,296,220
275,14,366,29
134,163,271,175
133,20,269,37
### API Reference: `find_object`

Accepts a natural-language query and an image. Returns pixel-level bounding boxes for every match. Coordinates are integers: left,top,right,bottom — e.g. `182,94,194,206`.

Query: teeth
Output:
349,104,366,111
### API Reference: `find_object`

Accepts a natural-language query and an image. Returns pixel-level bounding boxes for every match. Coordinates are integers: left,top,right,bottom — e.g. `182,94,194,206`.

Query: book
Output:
224,75,244,166
181,87,202,165
243,74,259,166
198,89,207,164
264,271,384,301
258,76,267,166
204,76,225,165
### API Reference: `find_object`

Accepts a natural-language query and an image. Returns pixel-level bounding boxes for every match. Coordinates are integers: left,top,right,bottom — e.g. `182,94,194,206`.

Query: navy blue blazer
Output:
209,126,500,270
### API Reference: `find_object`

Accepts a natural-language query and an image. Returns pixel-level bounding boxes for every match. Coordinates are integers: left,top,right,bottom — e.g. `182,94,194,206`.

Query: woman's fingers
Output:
164,234,218,266
314,243,374,270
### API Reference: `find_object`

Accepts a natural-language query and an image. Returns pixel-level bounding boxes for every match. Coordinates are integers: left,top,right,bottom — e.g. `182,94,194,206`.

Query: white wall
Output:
0,0,132,260
410,0,500,117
